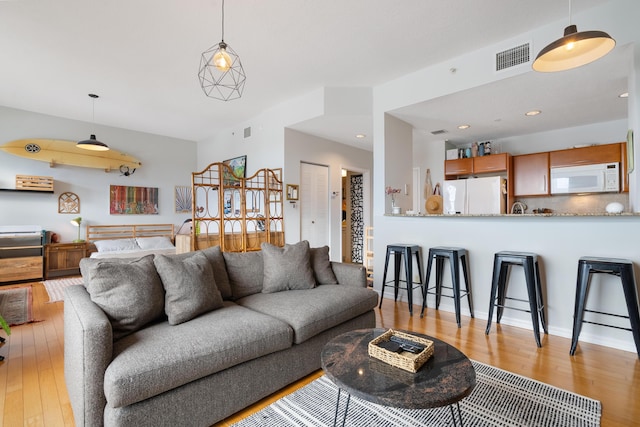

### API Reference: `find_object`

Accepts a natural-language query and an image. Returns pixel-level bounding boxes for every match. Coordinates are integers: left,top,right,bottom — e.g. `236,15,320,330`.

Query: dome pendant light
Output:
77,94,109,151
198,0,246,101
533,0,615,72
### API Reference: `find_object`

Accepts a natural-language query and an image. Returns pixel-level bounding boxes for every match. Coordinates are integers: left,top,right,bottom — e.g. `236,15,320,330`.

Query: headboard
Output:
87,223,175,243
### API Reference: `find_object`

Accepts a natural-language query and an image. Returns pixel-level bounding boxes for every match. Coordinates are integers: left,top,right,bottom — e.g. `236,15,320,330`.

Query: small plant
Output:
385,186,401,206
0,314,9,336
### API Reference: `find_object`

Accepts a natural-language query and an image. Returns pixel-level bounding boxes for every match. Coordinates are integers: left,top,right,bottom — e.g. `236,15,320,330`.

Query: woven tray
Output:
368,329,434,373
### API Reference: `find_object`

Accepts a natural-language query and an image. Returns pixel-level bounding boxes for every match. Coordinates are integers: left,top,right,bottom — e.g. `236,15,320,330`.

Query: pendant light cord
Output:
221,0,225,42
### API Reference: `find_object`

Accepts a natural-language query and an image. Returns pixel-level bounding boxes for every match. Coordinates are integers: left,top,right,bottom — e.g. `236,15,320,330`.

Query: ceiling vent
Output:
430,129,447,135
244,126,251,138
495,43,530,71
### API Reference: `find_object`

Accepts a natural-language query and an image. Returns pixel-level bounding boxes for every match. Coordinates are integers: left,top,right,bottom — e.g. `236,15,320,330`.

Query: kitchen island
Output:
373,212,640,354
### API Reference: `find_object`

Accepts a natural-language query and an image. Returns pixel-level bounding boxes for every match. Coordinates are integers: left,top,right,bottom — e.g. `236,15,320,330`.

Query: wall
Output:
373,1,640,353
0,107,196,242
283,128,373,260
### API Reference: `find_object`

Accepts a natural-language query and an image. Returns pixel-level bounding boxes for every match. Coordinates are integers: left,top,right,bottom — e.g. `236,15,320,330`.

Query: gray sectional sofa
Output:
64,240,378,427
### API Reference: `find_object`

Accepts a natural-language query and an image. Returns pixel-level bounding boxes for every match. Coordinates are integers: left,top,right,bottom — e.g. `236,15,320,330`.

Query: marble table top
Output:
321,328,476,409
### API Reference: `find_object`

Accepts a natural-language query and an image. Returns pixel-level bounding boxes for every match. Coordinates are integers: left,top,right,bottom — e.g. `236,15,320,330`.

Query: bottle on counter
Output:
471,142,478,157
478,142,485,156
485,141,491,155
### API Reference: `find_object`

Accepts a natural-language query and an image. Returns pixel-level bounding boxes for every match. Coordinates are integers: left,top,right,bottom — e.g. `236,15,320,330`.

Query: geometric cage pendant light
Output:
198,0,246,101
76,93,109,151
532,0,615,72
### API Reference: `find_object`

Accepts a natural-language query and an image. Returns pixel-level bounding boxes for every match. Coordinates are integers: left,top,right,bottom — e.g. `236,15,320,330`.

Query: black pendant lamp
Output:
198,0,246,101
533,1,615,72
77,94,109,151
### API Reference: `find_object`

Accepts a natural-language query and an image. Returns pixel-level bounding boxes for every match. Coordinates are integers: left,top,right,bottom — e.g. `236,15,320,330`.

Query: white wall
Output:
374,1,640,353
0,107,196,242
284,128,373,259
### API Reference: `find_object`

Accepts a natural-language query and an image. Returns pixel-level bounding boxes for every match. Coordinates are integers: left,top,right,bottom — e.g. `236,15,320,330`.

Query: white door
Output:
300,162,329,248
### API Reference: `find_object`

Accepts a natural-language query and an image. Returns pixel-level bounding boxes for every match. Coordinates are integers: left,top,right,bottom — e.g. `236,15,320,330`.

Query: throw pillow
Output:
261,240,316,293
200,245,233,300
93,238,139,252
223,251,264,299
154,252,224,325
310,246,338,284
80,255,165,340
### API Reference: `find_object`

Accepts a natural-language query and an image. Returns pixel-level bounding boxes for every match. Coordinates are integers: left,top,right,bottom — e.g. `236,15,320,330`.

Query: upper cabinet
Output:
444,153,510,179
549,143,623,167
513,152,550,197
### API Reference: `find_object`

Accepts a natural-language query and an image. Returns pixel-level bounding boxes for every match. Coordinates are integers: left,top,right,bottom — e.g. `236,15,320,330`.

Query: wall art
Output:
110,185,159,215
58,192,80,214
223,155,246,186
174,185,192,213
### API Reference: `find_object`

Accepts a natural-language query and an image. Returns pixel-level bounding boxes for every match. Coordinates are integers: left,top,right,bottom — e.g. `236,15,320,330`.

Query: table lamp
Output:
70,217,84,243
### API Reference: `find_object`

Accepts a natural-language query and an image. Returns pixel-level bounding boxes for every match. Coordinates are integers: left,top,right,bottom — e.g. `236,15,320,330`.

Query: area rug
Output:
43,277,84,303
233,360,601,427
0,286,35,326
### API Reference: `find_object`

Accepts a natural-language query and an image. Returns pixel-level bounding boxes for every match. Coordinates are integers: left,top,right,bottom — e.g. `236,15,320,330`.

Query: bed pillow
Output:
136,236,175,250
223,251,263,299
93,238,140,253
80,255,165,340
310,246,338,285
154,252,224,325
261,240,316,293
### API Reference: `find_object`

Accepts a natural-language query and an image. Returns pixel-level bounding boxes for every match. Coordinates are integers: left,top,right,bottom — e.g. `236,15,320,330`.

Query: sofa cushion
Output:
261,241,316,293
80,255,165,340
167,245,232,300
310,246,338,285
237,284,378,344
104,302,293,408
154,252,224,325
223,251,263,299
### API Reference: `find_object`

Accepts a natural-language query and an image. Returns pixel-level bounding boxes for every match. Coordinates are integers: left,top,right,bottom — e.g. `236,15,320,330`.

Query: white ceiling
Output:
0,0,626,150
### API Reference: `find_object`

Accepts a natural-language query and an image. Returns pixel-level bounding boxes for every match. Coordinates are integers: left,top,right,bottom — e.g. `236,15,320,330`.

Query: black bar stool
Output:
485,251,548,347
420,247,473,328
378,244,424,315
570,257,640,358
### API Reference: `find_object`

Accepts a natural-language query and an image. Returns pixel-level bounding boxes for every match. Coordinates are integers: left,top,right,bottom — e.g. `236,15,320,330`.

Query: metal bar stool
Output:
420,247,474,328
570,257,640,358
378,244,424,315
485,251,548,347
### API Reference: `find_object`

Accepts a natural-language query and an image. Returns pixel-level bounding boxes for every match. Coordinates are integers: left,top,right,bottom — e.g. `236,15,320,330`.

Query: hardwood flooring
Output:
1,283,638,426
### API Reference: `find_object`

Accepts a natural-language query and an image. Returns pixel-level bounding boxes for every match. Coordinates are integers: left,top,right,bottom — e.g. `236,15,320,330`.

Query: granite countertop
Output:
386,212,640,217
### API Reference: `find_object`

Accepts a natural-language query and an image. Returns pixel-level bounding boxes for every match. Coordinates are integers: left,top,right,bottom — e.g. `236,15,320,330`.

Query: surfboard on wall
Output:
0,139,142,172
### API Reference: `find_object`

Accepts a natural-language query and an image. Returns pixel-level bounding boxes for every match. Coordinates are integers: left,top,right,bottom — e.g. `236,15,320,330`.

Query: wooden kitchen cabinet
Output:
513,152,550,196
549,142,622,168
45,242,87,279
473,153,510,174
444,158,473,177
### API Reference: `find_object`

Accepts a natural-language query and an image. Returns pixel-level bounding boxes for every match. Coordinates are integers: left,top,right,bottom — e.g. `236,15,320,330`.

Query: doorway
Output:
300,162,329,248
341,169,365,263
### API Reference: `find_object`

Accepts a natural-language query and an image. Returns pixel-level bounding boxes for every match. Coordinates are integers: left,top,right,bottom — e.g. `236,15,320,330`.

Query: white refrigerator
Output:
443,176,506,215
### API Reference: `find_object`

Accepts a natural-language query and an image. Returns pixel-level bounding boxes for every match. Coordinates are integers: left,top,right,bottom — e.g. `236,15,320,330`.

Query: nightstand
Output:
44,242,88,279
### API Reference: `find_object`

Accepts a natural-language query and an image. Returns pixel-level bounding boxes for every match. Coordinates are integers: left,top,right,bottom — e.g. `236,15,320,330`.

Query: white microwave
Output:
550,162,619,194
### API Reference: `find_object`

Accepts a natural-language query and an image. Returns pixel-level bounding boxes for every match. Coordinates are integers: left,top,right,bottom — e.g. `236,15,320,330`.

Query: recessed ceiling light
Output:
457,124,470,130
355,133,366,139
525,110,541,116
619,92,629,98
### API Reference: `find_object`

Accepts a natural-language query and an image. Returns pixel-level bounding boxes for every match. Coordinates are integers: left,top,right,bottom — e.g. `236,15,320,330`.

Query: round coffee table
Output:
321,328,476,426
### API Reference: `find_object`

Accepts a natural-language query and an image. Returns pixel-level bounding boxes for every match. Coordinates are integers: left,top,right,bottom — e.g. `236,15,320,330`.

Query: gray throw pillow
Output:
80,255,165,340
310,246,338,285
154,252,224,325
223,251,264,299
261,240,316,293
167,245,232,300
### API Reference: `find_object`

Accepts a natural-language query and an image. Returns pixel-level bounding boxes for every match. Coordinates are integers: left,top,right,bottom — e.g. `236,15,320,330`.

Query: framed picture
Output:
58,192,80,214
110,185,159,215
223,155,247,186
286,184,299,201
174,185,192,213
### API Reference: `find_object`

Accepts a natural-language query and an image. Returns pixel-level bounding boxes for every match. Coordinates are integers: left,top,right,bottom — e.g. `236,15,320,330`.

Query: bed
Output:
86,223,176,258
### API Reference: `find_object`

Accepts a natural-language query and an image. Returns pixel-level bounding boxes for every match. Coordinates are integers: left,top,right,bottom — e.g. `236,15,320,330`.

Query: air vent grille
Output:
431,129,447,135
496,43,530,71
244,127,251,138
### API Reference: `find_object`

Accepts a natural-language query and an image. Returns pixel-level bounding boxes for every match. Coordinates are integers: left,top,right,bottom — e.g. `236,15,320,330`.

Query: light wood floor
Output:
2,283,639,427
